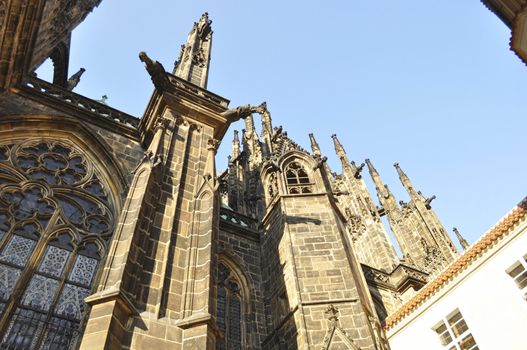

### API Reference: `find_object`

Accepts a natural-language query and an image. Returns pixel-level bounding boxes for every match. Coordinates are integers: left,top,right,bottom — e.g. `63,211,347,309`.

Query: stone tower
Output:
0,3,462,350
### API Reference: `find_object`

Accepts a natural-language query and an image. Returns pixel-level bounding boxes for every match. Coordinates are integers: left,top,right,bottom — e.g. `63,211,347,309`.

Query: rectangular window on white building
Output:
506,254,527,297
433,309,479,350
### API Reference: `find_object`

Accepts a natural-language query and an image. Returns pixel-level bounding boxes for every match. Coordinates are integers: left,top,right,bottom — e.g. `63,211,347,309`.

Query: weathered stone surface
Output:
0,4,461,350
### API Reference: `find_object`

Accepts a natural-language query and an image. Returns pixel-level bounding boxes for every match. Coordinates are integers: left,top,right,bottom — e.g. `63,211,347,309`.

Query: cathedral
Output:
0,2,472,349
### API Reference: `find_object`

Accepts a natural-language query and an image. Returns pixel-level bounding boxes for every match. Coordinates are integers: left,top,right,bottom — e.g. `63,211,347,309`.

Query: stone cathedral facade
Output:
0,3,468,350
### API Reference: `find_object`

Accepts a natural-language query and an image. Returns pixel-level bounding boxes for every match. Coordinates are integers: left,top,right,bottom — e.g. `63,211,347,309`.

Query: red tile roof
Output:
384,197,527,330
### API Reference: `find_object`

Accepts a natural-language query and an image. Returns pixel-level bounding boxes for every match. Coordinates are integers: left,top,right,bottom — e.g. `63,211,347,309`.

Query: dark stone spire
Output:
173,12,213,88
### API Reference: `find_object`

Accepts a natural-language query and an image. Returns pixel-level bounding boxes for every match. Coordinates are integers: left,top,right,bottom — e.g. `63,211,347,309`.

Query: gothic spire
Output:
232,130,240,159
257,102,273,136
332,134,362,177
366,158,391,199
453,227,470,250
260,104,273,156
242,113,262,170
394,162,419,198
309,133,321,157
244,113,257,136
173,12,213,88
331,134,350,165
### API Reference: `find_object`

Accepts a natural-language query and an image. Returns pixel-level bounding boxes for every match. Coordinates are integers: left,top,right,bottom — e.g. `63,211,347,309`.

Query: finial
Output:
366,159,391,198
309,133,321,157
365,158,377,173
231,129,241,159
244,113,256,132
173,13,213,87
331,134,354,170
197,12,212,34
394,161,422,198
393,162,406,178
453,227,470,250
324,304,339,324
254,101,268,114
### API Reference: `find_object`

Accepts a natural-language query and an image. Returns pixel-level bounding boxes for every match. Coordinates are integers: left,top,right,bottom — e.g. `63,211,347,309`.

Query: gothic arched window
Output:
0,140,114,349
285,161,313,194
216,262,245,350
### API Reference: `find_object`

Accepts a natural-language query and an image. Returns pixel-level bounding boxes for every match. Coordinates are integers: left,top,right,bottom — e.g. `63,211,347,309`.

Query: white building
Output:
386,197,527,350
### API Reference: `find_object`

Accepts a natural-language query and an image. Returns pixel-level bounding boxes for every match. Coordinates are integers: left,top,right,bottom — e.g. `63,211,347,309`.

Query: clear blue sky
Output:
37,1,527,248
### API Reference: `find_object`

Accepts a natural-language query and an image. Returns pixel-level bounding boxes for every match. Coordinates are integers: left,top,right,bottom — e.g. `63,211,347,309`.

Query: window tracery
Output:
285,161,313,194
0,139,114,349
216,262,244,350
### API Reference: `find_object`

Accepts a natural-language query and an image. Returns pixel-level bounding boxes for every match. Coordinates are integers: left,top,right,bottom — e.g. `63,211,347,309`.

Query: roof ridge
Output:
384,196,527,330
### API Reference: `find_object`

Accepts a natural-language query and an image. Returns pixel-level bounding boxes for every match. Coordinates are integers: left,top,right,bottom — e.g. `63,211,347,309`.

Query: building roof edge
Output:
384,196,527,330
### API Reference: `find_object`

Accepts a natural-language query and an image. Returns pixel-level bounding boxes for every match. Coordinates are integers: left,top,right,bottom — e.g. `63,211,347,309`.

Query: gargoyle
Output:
425,195,436,209
220,103,265,123
66,68,85,91
313,156,328,170
352,161,365,179
139,51,170,90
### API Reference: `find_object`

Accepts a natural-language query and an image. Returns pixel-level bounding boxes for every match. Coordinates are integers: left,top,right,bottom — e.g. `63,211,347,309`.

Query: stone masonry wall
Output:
218,225,266,349
280,193,378,350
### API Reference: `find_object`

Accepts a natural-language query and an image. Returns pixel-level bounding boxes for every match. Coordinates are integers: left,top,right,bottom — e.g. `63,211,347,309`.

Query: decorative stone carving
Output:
220,103,264,123
132,150,162,174
352,161,365,179
363,266,390,285
267,172,279,200
321,304,360,350
421,238,447,275
66,68,85,91
207,138,220,152
139,51,170,90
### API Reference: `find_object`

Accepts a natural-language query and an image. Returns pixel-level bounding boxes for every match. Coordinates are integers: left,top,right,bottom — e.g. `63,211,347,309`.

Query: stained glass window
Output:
216,262,244,350
0,140,114,349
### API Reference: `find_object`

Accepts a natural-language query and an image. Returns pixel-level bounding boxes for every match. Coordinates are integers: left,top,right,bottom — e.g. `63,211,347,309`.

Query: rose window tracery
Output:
0,139,115,349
